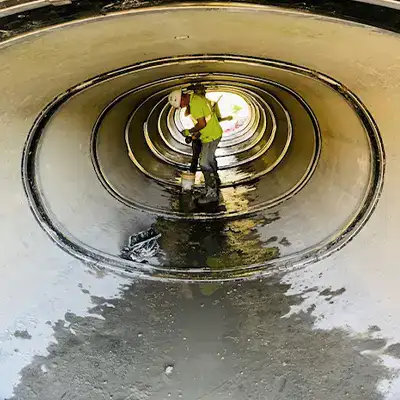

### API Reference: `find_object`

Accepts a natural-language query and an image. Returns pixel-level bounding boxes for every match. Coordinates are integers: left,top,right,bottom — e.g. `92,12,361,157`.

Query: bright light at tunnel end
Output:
20,47,384,282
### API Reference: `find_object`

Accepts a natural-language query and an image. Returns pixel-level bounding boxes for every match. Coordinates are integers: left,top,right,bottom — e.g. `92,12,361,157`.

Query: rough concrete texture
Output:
1,1,400,400
8,280,390,400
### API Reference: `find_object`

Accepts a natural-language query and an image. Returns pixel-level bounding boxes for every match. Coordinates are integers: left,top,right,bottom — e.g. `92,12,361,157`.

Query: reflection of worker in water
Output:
168,86,232,204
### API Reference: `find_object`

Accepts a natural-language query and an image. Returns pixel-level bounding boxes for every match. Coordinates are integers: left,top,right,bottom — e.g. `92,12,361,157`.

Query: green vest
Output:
189,94,223,143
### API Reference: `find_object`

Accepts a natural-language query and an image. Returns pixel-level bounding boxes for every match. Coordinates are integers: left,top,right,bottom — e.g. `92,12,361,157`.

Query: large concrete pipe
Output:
1,1,400,399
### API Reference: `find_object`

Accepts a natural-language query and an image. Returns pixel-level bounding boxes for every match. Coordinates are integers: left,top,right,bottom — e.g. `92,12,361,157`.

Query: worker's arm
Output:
189,117,206,139
180,117,206,139
214,103,233,122
184,105,191,116
218,115,233,122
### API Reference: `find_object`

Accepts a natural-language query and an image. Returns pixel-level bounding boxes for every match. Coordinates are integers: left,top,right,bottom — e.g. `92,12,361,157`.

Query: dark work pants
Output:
190,139,202,173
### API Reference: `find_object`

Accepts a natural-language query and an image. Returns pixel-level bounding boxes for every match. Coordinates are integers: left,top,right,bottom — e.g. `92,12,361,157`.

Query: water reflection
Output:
154,205,280,273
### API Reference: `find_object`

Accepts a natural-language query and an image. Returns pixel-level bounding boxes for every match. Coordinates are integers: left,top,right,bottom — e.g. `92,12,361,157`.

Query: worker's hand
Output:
185,136,192,144
226,116,233,121
180,129,191,137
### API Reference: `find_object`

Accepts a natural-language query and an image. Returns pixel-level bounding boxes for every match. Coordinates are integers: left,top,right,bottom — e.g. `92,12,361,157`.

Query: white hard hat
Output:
168,89,182,108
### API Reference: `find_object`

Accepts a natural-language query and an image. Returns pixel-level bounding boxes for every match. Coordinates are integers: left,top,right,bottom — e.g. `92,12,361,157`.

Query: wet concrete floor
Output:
2,2,400,399
7,277,391,400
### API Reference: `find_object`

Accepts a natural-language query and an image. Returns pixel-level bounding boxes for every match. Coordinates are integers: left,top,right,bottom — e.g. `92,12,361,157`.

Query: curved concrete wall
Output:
1,1,400,399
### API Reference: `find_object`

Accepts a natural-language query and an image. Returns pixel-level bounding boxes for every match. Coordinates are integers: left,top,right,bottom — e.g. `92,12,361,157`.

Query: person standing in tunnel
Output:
183,84,232,176
184,84,205,176
168,87,230,204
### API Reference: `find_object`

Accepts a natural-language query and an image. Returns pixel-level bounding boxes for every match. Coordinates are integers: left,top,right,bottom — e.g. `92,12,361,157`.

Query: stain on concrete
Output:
265,236,278,245
279,237,291,247
257,211,281,227
355,338,387,352
307,303,316,313
13,330,32,340
385,343,400,359
8,279,390,400
319,287,346,300
369,325,382,333
78,283,90,294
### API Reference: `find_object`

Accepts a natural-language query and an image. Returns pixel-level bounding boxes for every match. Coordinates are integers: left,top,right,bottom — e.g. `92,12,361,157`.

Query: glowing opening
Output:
179,91,252,135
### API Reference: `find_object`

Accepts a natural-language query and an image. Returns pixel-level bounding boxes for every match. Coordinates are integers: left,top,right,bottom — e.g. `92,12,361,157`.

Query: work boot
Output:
198,171,218,204
198,186,219,205
203,171,216,189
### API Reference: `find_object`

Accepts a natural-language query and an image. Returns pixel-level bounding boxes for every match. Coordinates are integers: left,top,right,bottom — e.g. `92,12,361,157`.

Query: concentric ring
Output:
21,51,384,280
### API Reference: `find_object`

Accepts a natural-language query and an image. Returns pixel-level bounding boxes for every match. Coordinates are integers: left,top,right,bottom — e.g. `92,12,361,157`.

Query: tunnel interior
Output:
6,2,400,399
9,3,384,281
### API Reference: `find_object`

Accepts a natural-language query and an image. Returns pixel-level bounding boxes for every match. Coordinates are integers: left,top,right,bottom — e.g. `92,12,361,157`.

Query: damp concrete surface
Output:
2,255,400,400
2,2,400,399
1,277,393,400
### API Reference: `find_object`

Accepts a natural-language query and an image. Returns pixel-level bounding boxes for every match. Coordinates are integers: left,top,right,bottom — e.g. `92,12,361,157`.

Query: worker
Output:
184,85,204,175
168,87,232,204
